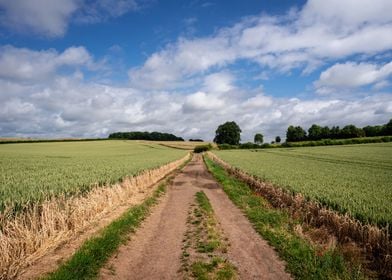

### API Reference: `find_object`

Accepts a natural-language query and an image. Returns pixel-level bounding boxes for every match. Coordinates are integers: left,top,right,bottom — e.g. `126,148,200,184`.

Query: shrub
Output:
239,142,259,149
218,144,238,150
194,144,212,153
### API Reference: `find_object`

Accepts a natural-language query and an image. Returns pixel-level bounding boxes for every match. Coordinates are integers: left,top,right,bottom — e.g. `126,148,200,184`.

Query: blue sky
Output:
0,0,391,141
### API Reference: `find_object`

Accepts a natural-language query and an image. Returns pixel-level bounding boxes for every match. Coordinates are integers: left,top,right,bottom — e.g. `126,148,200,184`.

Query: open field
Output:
0,140,188,210
214,142,392,227
0,140,189,279
151,140,215,150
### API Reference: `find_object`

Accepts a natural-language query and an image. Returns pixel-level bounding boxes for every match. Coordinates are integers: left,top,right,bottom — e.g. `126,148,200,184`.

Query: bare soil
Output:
100,155,291,279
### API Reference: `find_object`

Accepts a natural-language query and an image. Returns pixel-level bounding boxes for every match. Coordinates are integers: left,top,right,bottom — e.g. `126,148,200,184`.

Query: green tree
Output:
382,119,392,135
321,126,331,139
275,136,281,143
330,126,341,139
214,121,242,145
341,125,365,139
286,125,307,142
254,133,264,144
363,125,383,137
308,124,323,140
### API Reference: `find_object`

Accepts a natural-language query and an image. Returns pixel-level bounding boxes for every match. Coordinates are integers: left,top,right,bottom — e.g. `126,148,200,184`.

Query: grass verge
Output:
204,156,365,280
181,191,236,280
44,183,166,280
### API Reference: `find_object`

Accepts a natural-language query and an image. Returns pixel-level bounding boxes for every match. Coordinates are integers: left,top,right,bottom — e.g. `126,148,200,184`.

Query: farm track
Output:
100,154,291,280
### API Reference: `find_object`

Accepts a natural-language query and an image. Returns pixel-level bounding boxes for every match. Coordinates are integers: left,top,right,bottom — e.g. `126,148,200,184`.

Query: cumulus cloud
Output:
0,45,93,82
0,0,78,37
1,69,391,142
315,61,392,90
129,0,392,89
1,0,392,141
0,0,140,37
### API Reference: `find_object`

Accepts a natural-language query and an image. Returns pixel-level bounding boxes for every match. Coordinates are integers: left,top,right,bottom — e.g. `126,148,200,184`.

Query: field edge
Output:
204,153,379,279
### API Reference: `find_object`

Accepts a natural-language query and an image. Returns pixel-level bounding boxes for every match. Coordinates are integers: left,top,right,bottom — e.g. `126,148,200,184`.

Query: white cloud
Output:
242,94,273,108
0,0,140,37
0,46,93,81
1,1,392,141
300,0,392,27
203,72,234,93
129,0,392,89
315,61,392,89
183,91,225,112
0,0,78,37
1,69,391,142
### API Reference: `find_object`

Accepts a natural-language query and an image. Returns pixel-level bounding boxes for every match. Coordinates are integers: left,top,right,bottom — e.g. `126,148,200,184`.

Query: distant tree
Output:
108,131,184,141
363,125,383,137
382,119,392,135
275,136,281,143
286,125,307,142
321,126,331,139
214,121,242,145
308,124,323,140
254,133,264,144
340,125,365,139
330,126,341,139
189,139,204,142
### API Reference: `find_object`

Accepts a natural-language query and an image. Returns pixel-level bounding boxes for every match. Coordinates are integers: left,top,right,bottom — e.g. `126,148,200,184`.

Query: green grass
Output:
182,191,236,279
195,192,222,254
204,157,364,280
0,140,187,210
44,183,166,280
191,257,236,280
214,142,392,227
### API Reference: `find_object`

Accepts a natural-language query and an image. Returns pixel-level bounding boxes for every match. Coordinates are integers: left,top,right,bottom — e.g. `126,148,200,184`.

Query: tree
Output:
321,126,331,139
382,119,392,136
330,126,341,139
286,125,307,142
254,133,263,144
341,125,365,139
214,121,242,145
363,125,383,137
275,136,281,143
308,124,323,140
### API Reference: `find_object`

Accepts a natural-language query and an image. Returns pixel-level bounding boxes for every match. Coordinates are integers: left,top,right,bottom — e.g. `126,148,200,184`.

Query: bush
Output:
218,144,238,150
194,144,212,153
239,142,259,149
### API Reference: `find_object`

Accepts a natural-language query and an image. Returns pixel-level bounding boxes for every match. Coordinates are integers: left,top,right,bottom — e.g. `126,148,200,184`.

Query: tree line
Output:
108,131,184,141
212,119,392,147
286,119,392,142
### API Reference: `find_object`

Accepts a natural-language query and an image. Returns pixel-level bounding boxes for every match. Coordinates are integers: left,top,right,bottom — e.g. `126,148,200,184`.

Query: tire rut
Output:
100,154,291,279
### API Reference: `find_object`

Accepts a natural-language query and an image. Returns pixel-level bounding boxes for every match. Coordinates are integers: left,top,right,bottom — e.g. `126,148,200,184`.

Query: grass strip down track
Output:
0,154,190,280
206,152,392,278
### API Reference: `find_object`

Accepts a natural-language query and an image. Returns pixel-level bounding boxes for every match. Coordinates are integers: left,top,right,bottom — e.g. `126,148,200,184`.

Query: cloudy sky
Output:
0,0,391,142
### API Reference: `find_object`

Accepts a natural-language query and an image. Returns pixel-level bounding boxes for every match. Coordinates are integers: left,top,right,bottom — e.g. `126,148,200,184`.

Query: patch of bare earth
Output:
100,155,291,279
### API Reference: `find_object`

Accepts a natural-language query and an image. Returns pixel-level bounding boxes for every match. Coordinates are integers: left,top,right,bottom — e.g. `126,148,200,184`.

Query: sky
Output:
0,0,391,142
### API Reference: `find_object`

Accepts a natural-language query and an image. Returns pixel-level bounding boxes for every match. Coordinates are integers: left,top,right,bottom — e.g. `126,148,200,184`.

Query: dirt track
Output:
100,154,291,279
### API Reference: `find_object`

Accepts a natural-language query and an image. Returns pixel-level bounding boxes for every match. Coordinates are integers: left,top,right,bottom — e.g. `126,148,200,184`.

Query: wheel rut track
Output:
100,154,291,280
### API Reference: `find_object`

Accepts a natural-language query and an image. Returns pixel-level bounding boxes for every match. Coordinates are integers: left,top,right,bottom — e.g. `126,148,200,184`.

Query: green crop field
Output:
0,140,187,209
213,143,392,227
